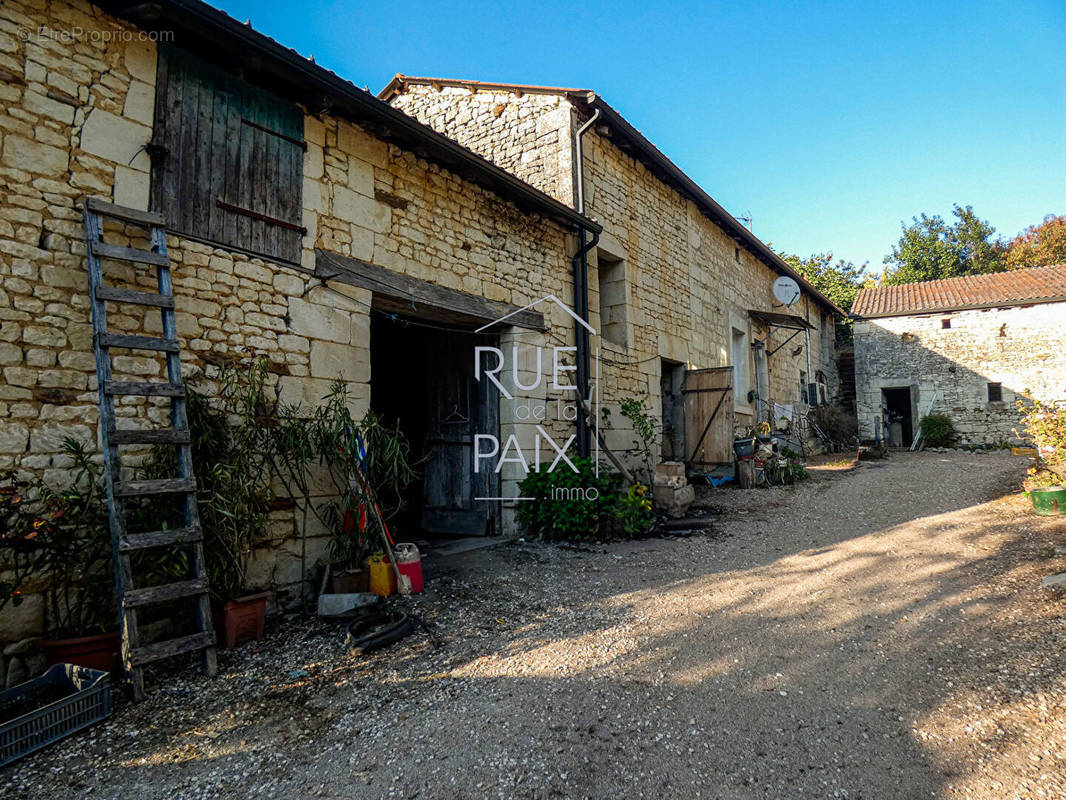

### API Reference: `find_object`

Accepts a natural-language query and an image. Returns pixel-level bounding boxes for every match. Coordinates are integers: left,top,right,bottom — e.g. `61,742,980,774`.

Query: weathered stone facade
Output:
387,81,841,453
0,0,583,642
854,302,1066,446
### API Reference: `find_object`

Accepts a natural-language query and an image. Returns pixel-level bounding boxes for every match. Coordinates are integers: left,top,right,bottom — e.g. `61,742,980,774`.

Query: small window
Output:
941,318,952,329
596,250,628,347
987,382,1003,402
734,247,741,263
731,327,750,405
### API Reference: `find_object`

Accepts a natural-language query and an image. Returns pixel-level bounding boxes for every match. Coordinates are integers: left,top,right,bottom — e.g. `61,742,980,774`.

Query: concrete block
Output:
317,592,376,617
79,108,151,170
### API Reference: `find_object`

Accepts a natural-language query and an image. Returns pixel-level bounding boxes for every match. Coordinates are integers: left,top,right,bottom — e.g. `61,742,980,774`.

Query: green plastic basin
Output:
1031,486,1066,516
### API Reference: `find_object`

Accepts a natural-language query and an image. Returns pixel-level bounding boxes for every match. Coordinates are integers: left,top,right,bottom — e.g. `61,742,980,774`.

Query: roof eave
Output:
381,76,844,315
851,294,1066,320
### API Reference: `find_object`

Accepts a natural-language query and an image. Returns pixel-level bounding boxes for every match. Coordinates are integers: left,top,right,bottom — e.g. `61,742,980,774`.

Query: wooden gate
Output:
683,366,734,469
421,333,500,536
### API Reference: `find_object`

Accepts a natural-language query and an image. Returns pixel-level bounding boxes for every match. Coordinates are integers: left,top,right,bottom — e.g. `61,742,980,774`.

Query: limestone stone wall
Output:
853,303,1066,445
0,0,579,644
390,85,575,206
388,83,840,457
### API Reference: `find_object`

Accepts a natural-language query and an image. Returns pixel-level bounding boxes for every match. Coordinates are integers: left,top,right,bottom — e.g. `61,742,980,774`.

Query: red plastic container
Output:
394,543,423,594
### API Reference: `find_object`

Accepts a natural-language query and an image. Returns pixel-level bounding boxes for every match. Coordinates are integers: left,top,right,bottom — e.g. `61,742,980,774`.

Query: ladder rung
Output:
123,577,208,608
113,477,196,497
110,428,190,445
104,380,186,397
95,285,174,308
128,631,216,667
90,240,169,267
98,333,180,352
84,197,165,228
119,526,202,552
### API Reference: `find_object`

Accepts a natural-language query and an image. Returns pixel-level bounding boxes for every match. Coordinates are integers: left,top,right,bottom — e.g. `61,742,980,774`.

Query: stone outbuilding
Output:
851,264,1066,446
381,77,844,470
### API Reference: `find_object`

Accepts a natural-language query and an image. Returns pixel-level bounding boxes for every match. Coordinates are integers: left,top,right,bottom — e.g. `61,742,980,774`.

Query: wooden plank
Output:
98,332,180,352
109,428,191,445
113,477,196,497
207,75,229,245
90,240,169,266
84,198,164,228
119,526,201,552
95,285,174,308
128,631,216,667
122,577,208,608
235,84,255,254
316,249,547,331
104,380,185,397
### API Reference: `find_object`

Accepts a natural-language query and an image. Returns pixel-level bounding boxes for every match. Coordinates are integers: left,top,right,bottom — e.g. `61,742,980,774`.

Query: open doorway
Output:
660,359,685,461
370,314,500,539
881,386,914,447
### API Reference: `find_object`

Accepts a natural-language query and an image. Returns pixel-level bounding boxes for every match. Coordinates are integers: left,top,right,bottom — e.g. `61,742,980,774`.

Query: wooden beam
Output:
315,249,547,331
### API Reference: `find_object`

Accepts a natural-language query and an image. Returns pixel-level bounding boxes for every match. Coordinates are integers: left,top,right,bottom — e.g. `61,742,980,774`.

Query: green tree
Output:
779,252,867,344
883,205,1006,285
1006,214,1066,269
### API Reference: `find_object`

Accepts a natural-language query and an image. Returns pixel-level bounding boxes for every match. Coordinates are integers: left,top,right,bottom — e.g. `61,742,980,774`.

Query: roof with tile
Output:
852,264,1066,318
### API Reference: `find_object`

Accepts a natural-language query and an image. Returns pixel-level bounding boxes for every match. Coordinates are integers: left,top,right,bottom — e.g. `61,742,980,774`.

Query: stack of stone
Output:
652,461,694,517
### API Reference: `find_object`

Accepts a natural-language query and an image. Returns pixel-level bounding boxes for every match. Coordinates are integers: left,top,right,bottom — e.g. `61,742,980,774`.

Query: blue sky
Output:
215,0,1065,272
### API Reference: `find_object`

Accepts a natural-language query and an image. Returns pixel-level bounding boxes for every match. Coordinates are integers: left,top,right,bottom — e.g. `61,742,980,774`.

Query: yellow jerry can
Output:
367,553,396,597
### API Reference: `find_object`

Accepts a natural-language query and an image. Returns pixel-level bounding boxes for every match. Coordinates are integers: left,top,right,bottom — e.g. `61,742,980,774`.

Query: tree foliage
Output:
1005,214,1066,269
779,252,868,314
883,205,1006,285
778,252,868,344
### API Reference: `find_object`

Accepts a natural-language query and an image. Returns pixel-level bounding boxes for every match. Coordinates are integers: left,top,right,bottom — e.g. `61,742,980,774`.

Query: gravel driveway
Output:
4,450,1065,799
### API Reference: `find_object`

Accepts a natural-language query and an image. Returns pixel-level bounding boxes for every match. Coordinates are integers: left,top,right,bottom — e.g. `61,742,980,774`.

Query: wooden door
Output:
421,333,500,536
683,366,735,468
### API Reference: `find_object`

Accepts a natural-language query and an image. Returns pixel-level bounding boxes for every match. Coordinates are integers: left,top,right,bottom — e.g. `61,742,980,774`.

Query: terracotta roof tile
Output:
852,264,1066,318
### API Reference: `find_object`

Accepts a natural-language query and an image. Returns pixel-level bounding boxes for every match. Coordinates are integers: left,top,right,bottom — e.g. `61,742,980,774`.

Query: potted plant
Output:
137,364,274,648
1017,400,1066,516
0,439,119,673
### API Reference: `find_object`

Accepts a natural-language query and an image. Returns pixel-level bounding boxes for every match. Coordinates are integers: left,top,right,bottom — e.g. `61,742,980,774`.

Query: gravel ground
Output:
4,450,1065,799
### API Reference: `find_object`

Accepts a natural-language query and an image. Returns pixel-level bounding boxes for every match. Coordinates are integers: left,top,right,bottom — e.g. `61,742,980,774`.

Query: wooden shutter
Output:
152,45,305,264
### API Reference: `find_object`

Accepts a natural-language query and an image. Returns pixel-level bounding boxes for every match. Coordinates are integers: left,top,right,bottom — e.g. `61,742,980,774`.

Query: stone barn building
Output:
0,0,605,644
0,0,841,651
381,77,844,469
851,264,1066,446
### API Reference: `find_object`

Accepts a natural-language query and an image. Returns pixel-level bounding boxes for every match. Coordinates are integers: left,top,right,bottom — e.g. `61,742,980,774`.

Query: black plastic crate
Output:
0,663,111,768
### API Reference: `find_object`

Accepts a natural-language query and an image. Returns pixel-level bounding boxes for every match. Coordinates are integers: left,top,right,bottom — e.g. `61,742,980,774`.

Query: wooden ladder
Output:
81,197,217,700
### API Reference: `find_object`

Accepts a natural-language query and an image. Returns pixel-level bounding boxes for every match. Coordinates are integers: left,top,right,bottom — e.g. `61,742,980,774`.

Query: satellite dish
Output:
773,276,801,307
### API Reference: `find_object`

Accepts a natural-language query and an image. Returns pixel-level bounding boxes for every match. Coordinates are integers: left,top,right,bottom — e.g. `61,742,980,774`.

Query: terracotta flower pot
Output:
42,630,121,674
212,592,269,649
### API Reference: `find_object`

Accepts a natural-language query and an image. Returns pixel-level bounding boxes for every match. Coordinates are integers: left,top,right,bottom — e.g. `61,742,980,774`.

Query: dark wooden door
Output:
421,333,500,536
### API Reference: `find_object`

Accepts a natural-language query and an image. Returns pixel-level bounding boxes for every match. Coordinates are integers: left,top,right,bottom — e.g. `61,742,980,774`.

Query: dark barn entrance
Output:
881,386,914,447
370,314,500,539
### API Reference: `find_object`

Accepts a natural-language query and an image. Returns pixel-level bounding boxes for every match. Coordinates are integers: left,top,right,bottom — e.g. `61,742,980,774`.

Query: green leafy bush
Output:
516,457,620,541
920,414,957,448
615,484,654,536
